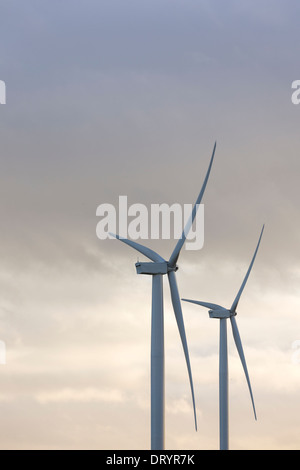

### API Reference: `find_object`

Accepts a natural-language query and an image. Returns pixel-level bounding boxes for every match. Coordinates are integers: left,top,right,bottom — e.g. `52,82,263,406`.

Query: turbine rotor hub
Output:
167,263,178,272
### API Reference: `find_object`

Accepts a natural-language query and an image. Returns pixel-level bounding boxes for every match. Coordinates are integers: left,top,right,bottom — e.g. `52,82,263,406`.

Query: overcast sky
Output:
0,0,300,450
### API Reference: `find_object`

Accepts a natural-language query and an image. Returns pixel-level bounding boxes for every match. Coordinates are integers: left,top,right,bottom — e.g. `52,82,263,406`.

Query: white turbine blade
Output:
168,271,197,431
230,316,257,420
110,233,165,263
230,225,264,313
168,142,216,268
182,299,224,310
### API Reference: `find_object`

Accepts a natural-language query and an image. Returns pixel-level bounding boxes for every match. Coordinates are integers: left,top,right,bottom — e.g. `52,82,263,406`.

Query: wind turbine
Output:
182,224,264,450
111,143,216,450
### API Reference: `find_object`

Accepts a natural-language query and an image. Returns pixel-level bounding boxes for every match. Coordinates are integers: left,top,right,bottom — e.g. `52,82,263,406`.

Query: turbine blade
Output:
230,316,257,420
109,233,165,263
182,299,224,310
230,225,264,313
168,271,197,431
168,142,216,267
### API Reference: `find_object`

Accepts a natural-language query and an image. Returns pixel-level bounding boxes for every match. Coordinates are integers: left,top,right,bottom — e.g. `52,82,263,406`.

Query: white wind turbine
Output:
182,225,264,450
111,143,216,450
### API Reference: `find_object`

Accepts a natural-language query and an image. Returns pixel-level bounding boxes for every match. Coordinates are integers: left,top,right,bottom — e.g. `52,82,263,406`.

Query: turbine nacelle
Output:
135,261,178,275
208,308,236,319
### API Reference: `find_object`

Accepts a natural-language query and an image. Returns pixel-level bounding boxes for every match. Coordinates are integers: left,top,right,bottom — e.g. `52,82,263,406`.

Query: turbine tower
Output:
182,225,264,450
111,143,216,450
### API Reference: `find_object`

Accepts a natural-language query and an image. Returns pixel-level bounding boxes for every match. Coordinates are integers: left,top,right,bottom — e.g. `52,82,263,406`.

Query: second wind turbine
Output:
182,225,264,450
111,143,216,450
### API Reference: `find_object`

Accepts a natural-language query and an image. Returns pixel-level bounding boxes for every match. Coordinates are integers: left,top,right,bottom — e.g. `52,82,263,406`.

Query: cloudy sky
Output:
0,0,300,450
